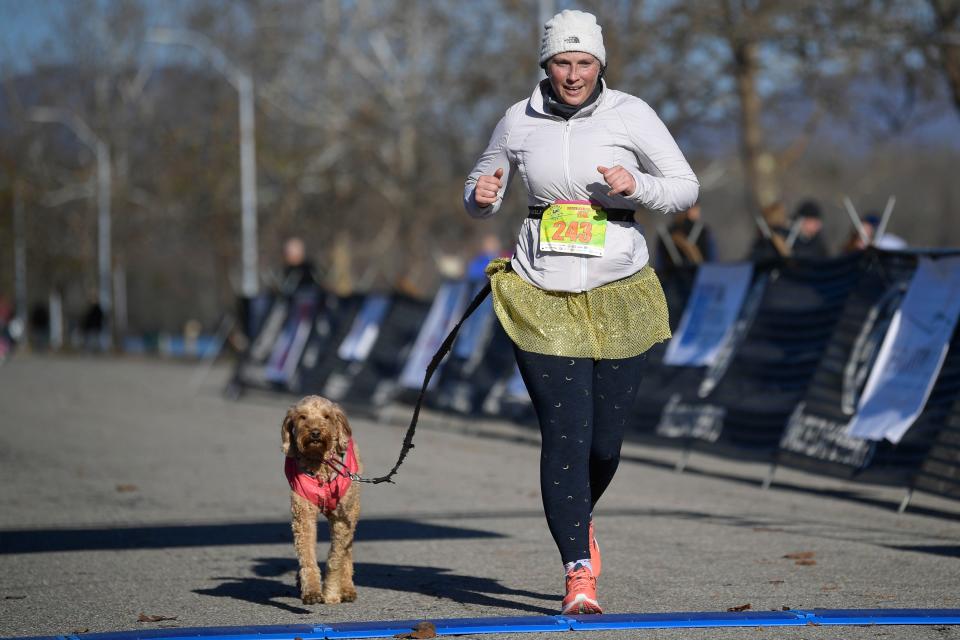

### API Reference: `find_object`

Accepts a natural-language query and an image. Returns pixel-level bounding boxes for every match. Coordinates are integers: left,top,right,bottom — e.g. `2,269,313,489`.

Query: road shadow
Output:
425,414,960,522
0,517,501,555
193,557,557,616
618,448,960,522
194,576,311,615
886,545,960,559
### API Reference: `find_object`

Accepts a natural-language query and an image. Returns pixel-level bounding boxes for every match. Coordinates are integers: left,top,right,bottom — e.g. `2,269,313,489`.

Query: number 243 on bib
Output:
539,201,608,257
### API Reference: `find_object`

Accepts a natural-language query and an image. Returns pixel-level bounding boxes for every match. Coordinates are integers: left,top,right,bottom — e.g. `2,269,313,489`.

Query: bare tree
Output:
3,0,958,333
928,0,960,115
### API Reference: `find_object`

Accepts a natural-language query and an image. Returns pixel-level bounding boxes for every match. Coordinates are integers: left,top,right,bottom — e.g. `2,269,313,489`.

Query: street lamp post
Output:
535,0,556,84
147,27,259,298
237,73,258,299
30,107,113,349
12,183,27,346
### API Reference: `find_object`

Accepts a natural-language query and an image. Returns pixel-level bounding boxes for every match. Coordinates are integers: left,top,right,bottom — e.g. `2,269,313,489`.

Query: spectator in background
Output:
0,295,12,332
29,302,50,350
747,200,828,261
654,202,716,271
467,233,507,281
280,237,321,296
790,199,829,259
747,201,791,262
843,213,908,252
80,293,104,351
0,295,14,362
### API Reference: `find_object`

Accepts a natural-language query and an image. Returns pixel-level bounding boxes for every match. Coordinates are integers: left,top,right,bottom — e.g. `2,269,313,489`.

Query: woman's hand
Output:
597,165,637,197
474,168,504,208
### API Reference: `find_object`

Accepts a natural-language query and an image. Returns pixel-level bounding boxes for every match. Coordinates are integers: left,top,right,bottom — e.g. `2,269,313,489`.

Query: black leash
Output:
352,281,493,484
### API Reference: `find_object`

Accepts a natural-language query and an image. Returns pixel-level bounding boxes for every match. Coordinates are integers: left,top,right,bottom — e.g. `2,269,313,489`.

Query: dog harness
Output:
285,438,358,514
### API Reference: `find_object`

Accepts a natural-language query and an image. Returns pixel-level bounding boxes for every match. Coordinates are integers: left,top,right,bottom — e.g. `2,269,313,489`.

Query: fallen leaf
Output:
116,484,138,493
394,621,437,639
71,629,90,634
768,580,785,585
807,621,821,626
782,606,791,611
783,551,817,566
138,613,178,623
821,584,840,592
727,603,752,612
865,593,897,601
4,595,27,600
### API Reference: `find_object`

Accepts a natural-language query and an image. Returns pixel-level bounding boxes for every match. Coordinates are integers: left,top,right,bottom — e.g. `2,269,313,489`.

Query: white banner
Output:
398,281,470,390
846,257,960,444
337,294,390,363
664,262,754,367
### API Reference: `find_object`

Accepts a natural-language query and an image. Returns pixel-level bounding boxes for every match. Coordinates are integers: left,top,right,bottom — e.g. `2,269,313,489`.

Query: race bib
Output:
539,200,607,256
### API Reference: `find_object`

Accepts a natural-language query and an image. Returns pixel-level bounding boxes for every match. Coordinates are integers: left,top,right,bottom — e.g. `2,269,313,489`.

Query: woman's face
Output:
546,52,602,106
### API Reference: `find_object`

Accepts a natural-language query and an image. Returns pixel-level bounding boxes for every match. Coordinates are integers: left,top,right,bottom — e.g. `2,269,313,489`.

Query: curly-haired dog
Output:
282,395,361,604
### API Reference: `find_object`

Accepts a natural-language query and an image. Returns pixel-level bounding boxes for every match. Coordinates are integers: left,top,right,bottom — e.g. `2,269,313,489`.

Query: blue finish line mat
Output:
16,609,960,640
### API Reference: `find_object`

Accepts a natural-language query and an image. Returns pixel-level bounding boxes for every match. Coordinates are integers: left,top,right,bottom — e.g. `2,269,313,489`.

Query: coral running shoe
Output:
561,563,602,615
589,520,601,578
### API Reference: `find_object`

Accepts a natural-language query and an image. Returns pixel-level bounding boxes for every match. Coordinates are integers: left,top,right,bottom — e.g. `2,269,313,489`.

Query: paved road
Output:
1,355,958,639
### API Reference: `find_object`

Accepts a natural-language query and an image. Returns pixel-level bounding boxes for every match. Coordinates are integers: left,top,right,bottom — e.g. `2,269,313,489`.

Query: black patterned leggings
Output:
514,346,645,564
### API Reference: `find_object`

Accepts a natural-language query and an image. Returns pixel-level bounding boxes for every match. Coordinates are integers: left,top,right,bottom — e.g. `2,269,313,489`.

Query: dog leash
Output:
344,281,493,485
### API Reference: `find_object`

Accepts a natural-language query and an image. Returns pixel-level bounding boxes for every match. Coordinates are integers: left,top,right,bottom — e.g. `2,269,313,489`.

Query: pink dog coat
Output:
285,438,358,514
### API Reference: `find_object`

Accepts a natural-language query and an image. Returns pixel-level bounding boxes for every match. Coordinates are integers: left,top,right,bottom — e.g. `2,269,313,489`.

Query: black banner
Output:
777,251,960,486
318,294,430,408
644,254,862,456
428,279,516,416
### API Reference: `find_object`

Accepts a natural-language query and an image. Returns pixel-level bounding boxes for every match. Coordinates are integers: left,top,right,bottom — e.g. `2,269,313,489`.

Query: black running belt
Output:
528,205,635,222
356,282,493,484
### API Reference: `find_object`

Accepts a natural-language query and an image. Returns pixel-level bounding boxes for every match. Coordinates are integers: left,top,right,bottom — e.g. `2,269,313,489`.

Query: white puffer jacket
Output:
464,80,699,293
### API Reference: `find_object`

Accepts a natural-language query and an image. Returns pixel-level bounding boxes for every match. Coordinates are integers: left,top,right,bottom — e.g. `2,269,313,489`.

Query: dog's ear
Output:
281,407,297,456
332,403,352,453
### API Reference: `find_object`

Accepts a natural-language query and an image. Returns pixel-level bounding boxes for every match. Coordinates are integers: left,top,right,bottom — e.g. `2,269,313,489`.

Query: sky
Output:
0,2,59,73
2,0,958,151
0,0,186,73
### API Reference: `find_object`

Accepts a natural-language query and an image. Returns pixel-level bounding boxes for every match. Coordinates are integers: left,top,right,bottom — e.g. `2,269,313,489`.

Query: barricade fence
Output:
227,249,960,510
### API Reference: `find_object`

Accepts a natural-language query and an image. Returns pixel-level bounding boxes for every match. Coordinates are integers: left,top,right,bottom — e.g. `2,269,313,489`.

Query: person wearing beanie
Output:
464,9,699,615
843,212,908,251
790,199,829,259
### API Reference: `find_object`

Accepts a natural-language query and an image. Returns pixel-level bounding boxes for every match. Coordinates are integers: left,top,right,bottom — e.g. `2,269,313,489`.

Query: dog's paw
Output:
322,593,342,604
301,591,324,605
340,586,357,602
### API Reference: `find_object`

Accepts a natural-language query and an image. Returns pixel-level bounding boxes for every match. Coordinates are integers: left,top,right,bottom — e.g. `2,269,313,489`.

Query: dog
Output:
281,395,361,604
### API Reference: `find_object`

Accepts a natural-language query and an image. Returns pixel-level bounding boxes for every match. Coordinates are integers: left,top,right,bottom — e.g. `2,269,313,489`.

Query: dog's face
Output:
281,396,351,460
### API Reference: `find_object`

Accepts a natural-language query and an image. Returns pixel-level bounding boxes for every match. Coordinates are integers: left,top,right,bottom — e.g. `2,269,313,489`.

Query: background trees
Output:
2,0,959,335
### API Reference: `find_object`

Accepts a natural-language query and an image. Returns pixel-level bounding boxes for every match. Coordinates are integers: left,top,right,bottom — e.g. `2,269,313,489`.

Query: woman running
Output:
463,9,699,614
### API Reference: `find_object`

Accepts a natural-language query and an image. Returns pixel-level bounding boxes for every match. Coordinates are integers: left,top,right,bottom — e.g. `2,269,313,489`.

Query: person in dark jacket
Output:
748,200,828,261
280,237,321,296
654,203,717,272
789,199,829,259
747,201,790,262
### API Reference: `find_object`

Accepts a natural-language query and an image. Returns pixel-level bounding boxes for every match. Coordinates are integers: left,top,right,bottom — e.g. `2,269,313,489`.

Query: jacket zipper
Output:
560,120,587,291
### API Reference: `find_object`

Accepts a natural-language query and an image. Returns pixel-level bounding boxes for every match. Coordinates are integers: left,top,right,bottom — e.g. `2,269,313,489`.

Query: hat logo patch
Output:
564,36,580,43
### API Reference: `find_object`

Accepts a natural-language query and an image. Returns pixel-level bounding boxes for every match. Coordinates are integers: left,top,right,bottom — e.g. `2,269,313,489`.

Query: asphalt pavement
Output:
1,354,959,639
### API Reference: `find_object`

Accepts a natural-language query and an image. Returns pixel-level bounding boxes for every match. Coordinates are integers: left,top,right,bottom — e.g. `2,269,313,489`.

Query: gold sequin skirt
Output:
485,258,672,360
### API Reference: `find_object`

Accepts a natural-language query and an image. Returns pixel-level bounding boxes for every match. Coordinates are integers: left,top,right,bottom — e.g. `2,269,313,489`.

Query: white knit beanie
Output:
539,10,606,68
